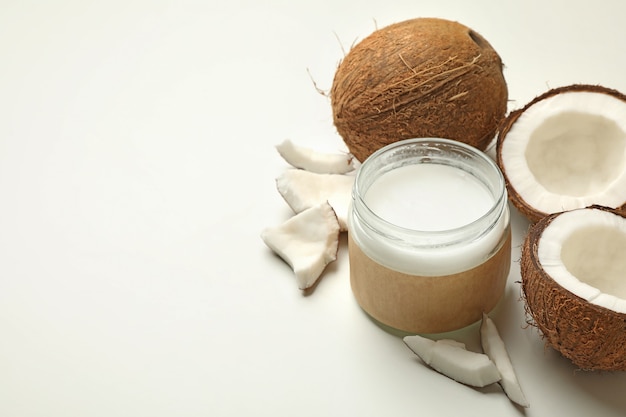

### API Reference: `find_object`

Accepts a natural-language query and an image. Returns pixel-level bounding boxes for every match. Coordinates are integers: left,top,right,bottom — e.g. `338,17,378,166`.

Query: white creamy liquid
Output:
364,164,494,231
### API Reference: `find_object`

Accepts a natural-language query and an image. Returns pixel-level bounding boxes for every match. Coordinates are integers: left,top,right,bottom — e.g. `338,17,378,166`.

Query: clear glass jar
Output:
348,138,511,334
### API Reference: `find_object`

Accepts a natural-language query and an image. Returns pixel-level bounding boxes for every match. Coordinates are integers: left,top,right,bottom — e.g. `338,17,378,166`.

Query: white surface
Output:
1,1,625,416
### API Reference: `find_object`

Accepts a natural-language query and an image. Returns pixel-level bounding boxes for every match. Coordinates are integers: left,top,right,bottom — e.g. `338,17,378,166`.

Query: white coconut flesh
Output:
501,91,626,214
403,335,501,388
537,208,626,314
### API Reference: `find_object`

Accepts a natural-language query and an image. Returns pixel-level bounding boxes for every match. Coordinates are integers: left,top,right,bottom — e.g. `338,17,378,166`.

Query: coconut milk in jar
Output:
348,138,511,334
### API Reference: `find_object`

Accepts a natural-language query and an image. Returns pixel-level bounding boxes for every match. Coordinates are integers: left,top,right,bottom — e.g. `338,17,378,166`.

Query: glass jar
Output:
348,138,511,334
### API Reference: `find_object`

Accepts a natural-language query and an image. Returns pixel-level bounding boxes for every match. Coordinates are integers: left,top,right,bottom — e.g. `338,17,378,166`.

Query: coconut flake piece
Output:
404,334,437,363
276,139,354,174
480,314,529,408
276,169,354,231
261,202,340,290
404,335,501,388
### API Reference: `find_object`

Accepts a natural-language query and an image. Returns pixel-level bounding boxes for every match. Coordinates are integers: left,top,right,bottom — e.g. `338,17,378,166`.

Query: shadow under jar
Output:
348,138,511,334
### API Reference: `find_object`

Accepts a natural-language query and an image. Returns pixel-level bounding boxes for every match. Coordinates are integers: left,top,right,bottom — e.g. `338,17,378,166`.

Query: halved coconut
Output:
521,205,626,370
497,84,626,223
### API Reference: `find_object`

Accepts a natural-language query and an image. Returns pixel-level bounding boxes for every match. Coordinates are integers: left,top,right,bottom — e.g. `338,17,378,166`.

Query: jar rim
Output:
352,138,507,246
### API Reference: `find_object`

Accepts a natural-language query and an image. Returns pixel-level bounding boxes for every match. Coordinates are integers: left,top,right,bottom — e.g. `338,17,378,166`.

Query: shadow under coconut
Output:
567,364,626,416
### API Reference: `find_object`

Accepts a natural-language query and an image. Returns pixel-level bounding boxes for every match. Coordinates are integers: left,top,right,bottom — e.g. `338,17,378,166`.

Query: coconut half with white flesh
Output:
521,205,626,370
497,84,626,223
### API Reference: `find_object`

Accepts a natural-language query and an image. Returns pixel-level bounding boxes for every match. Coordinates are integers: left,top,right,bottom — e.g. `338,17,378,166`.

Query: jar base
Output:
357,298,504,340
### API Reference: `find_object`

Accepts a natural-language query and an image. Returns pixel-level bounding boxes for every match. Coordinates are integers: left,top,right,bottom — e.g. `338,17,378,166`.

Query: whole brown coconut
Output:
331,18,508,162
521,206,626,371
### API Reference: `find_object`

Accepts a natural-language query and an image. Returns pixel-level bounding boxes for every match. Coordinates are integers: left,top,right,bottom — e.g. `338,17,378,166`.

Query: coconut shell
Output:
521,206,626,371
331,18,508,163
497,84,626,223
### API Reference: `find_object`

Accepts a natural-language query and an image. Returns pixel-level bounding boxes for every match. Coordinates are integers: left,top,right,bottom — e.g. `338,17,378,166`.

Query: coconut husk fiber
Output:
331,17,508,163
521,207,626,371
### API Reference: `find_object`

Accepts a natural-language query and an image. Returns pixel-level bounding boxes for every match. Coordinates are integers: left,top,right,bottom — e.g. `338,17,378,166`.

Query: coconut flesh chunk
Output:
536,207,626,314
480,314,529,408
261,202,340,290
403,335,501,388
499,88,626,219
276,139,355,174
276,169,354,231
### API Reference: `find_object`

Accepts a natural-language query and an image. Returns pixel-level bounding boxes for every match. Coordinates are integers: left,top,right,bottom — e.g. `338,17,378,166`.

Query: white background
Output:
1,1,625,416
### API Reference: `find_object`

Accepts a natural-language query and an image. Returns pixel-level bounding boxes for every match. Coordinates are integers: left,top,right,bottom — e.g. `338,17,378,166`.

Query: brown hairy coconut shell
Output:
331,17,508,163
496,84,626,223
521,206,626,371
